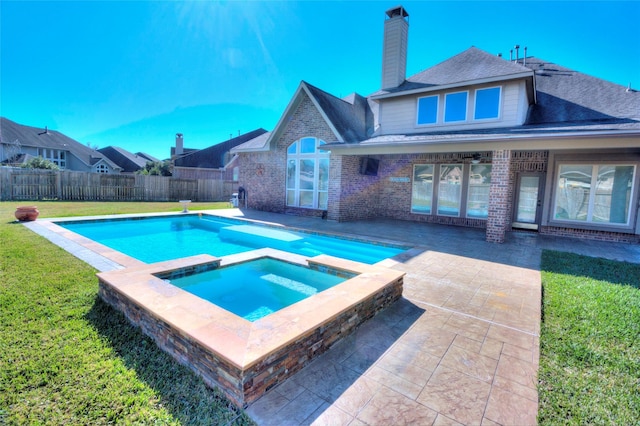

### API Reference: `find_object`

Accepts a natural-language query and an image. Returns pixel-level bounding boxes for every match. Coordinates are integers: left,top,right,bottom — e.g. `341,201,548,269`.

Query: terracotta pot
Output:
15,206,40,222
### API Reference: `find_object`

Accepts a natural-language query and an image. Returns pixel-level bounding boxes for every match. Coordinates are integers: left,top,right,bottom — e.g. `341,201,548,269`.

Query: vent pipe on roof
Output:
509,49,513,61
514,44,520,63
523,46,527,66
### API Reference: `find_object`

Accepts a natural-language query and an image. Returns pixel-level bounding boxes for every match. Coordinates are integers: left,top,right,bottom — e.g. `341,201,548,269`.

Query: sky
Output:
2,1,639,161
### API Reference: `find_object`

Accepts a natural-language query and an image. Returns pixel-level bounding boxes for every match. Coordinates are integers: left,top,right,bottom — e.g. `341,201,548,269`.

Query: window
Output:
444,92,468,122
474,87,501,120
466,164,492,218
417,95,438,125
437,164,463,216
95,164,109,174
554,164,635,225
286,137,329,210
37,148,66,169
411,164,434,213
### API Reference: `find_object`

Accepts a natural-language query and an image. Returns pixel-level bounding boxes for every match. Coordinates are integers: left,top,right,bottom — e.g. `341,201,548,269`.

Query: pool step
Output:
219,225,304,250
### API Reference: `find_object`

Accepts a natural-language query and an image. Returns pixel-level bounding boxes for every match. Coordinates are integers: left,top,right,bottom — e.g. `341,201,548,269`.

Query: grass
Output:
538,250,640,425
0,201,254,425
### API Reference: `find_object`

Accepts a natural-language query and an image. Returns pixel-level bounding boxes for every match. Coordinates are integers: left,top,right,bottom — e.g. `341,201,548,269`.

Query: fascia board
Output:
370,71,535,100
322,131,640,155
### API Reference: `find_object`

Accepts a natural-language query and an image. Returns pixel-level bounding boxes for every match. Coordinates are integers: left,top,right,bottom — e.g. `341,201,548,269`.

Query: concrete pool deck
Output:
25,209,640,425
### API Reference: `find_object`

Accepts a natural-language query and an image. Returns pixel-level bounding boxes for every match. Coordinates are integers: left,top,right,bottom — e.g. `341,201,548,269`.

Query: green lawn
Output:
2,201,639,424
0,201,254,425
538,250,640,425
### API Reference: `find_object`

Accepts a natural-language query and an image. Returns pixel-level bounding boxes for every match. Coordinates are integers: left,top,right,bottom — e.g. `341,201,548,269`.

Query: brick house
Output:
233,5,640,244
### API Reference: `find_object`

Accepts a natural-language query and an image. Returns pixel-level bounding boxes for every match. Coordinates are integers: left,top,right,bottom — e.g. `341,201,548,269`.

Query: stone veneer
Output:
97,251,404,408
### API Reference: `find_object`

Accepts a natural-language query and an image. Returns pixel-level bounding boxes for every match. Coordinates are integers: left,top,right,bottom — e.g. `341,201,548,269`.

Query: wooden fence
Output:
0,167,238,202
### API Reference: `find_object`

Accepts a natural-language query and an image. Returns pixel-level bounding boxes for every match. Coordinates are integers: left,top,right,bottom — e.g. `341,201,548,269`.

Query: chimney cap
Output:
385,5,408,19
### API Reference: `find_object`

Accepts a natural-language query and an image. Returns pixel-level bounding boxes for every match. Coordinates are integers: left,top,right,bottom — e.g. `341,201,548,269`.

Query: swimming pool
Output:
57,214,404,264
160,257,351,321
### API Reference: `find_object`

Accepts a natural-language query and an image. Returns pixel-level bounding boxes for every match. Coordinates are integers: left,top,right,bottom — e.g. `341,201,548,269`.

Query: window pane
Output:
474,87,500,120
417,96,438,125
287,142,297,154
318,158,329,191
286,190,296,206
300,159,315,190
318,192,328,210
444,92,467,122
555,165,592,221
594,165,634,224
300,137,316,154
467,164,492,218
299,190,314,207
411,164,434,214
286,160,296,189
437,164,462,216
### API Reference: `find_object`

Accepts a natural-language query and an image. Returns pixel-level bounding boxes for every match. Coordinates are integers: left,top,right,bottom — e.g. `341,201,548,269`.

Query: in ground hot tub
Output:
97,249,404,407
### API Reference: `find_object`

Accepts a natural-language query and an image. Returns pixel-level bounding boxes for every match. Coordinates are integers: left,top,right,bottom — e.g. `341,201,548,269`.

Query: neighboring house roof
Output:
231,131,272,153
136,152,160,163
175,128,268,168
97,146,149,173
0,117,122,170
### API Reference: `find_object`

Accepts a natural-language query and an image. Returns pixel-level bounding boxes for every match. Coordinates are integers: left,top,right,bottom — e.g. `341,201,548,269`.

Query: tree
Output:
21,157,59,170
137,160,172,176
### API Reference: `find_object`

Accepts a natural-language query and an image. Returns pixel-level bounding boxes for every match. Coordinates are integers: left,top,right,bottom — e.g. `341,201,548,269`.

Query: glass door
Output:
513,173,545,230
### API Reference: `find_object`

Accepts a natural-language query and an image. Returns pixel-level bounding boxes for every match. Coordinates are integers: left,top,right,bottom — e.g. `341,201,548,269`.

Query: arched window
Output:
286,137,329,209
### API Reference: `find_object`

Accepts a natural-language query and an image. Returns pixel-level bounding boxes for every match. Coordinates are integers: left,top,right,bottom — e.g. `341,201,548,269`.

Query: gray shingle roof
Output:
372,47,533,96
303,82,372,142
524,57,640,124
175,128,268,168
97,146,149,172
0,117,121,170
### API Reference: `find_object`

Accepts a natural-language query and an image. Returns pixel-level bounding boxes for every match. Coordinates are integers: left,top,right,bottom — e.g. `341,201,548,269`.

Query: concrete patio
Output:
211,209,639,426
26,209,640,425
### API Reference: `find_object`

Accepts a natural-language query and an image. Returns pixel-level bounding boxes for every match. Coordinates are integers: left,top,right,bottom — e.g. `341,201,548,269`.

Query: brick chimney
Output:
175,133,184,156
381,5,409,90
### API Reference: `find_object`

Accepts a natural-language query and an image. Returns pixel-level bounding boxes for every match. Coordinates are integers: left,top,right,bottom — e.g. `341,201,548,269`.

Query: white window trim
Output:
473,86,502,121
443,91,469,123
551,162,637,229
416,95,439,127
286,137,329,210
411,164,434,214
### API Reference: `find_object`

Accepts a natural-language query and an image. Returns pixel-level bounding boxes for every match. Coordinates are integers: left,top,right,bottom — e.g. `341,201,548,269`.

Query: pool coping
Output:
25,210,415,272
96,250,404,406
24,211,407,407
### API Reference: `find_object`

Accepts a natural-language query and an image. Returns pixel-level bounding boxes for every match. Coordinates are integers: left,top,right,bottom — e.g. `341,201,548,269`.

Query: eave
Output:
321,130,640,156
370,71,535,100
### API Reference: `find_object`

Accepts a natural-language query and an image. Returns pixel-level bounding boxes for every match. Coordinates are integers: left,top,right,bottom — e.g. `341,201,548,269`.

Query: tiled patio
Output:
211,209,639,426
26,209,640,425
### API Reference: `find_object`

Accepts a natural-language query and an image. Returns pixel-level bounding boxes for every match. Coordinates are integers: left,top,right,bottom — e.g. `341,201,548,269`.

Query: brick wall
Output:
237,93,336,214
486,150,512,243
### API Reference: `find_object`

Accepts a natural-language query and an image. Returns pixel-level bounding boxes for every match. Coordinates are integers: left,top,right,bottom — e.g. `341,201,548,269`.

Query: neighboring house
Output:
232,5,640,244
97,146,152,173
173,129,268,180
0,117,122,173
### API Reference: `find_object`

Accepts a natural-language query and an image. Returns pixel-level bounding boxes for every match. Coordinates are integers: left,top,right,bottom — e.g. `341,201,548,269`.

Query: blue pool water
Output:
57,214,404,264
164,258,348,321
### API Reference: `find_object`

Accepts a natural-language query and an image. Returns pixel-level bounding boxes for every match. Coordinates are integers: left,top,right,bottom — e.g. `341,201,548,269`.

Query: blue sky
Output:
2,1,639,160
